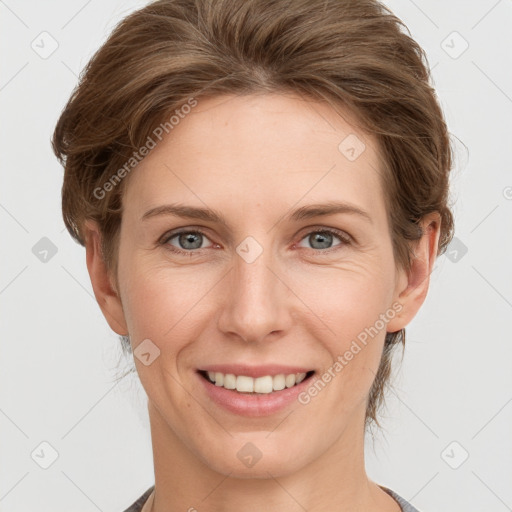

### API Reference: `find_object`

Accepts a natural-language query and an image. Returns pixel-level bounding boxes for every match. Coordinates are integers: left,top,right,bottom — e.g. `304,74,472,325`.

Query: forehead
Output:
122,93,388,228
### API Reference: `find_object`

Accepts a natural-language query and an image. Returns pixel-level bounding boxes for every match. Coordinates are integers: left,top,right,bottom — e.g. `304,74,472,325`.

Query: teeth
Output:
214,372,224,386
296,372,306,384
254,376,273,394
223,373,236,389
273,374,286,391
285,374,296,388
236,375,254,392
204,371,310,393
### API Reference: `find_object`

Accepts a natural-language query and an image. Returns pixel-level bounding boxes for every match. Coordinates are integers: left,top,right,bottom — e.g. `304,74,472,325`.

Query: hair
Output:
52,0,455,429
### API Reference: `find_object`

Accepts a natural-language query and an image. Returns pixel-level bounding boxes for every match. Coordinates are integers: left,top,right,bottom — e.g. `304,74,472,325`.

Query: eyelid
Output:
296,225,353,244
159,226,213,244
294,227,353,254
159,228,216,253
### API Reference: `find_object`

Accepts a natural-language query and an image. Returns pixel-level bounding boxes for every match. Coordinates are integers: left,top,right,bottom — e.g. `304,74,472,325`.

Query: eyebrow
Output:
141,200,373,226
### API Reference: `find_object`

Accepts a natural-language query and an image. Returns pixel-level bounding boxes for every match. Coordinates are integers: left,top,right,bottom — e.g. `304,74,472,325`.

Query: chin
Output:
198,435,311,479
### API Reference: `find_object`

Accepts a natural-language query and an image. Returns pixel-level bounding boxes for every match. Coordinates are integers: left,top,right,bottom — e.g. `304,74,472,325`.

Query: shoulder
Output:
379,485,422,512
122,485,155,512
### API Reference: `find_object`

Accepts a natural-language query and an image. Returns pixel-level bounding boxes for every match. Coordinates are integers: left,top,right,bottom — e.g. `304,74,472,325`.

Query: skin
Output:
84,92,440,512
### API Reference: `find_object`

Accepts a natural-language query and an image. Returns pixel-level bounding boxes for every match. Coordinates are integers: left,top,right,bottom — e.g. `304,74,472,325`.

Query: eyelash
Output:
159,227,352,257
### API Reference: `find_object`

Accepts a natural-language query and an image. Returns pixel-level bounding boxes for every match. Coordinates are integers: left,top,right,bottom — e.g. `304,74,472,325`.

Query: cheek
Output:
296,261,395,342
296,266,393,399
118,257,218,345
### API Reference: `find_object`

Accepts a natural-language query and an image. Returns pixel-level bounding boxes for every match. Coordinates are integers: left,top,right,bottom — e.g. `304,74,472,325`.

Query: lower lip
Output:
196,371,314,417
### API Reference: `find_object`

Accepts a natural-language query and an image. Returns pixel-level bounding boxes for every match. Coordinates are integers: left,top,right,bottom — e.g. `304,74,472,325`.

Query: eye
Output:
296,228,351,252
160,229,214,255
159,227,352,256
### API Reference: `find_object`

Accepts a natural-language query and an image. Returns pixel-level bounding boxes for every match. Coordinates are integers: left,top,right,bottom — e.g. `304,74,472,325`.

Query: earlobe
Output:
84,220,128,336
386,212,441,333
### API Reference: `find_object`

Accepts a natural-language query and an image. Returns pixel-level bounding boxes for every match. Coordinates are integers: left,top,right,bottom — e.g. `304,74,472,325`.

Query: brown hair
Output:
52,0,455,428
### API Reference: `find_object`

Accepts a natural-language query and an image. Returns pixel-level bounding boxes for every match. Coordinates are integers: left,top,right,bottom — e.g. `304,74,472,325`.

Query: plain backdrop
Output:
1,1,511,511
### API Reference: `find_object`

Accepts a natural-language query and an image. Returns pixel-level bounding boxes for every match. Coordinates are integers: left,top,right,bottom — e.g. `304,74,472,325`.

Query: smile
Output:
196,366,317,416
199,370,315,394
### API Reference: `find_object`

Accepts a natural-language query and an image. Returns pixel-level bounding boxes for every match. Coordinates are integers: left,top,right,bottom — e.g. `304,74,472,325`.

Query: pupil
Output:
180,232,202,249
312,232,331,249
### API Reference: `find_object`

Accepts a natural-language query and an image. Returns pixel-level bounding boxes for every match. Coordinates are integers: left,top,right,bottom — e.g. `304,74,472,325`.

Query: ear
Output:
84,220,128,336
386,212,441,333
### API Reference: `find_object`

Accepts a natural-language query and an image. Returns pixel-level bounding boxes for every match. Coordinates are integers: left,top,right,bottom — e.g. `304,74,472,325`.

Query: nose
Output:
216,238,294,344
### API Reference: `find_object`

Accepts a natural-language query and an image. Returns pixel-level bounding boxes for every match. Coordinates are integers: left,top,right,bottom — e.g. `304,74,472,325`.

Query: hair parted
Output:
52,0,455,428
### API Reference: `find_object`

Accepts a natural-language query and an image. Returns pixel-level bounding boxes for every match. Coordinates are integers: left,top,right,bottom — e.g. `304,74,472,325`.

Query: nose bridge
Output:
217,234,290,343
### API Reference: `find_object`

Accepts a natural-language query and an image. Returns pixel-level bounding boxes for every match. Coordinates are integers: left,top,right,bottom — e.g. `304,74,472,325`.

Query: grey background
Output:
1,1,511,511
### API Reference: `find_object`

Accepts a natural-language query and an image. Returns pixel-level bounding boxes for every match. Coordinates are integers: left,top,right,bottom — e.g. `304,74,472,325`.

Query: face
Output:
91,93,422,478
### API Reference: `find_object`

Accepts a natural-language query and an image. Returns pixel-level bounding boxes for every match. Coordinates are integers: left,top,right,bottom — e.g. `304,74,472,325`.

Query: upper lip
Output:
198,364,314,378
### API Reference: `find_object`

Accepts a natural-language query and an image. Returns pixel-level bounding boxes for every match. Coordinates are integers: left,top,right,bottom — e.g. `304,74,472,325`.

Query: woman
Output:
52,0,454,510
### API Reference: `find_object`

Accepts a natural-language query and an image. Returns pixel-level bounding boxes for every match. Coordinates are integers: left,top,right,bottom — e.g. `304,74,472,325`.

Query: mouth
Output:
197,369,316,394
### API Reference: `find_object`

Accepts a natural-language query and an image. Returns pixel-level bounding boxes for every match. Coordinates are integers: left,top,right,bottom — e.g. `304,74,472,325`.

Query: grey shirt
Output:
122,484,421,511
